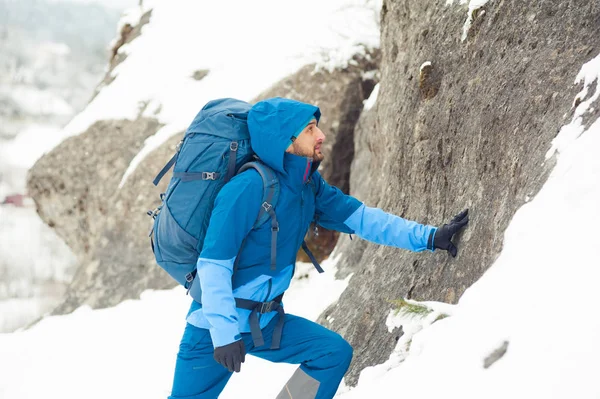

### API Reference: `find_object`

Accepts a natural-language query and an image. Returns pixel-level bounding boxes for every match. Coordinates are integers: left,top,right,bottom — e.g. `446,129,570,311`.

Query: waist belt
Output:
235,294,284,350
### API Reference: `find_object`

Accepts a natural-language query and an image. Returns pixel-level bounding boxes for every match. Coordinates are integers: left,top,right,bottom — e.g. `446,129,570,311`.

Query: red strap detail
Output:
303,160,312,183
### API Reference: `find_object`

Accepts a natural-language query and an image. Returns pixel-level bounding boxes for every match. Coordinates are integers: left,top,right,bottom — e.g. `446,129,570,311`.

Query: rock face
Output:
27,51,380,313
319,0,600,385
27,117,174,313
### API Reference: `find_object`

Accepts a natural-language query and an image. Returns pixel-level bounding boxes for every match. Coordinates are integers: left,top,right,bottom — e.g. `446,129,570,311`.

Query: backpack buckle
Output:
262,202,272,212
185,272,195,283
146,205,162,219
230,142,238,151
259,301,276,313
202,172,217,180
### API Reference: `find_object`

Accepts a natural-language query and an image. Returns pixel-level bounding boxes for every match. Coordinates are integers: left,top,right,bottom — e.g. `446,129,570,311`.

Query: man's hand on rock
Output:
429,209,469,257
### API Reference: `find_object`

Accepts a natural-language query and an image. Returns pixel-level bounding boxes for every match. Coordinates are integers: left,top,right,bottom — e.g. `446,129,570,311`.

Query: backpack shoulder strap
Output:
238,162,280,228
235,161,280,271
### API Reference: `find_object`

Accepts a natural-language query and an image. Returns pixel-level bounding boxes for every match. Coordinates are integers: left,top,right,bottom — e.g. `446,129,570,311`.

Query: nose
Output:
316,126,325,142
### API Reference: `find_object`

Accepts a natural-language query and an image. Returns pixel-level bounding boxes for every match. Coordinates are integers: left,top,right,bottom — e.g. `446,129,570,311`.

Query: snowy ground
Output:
0,257,350,399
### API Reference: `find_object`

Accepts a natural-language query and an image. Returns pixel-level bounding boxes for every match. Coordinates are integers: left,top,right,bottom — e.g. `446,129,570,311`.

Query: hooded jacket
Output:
186,97,436,348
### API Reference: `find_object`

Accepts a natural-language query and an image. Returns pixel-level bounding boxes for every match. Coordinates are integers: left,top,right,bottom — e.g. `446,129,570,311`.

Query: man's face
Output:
286,119,326,161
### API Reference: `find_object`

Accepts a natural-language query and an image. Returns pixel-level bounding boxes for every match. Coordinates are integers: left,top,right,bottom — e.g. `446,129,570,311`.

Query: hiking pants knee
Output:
168,313,353,399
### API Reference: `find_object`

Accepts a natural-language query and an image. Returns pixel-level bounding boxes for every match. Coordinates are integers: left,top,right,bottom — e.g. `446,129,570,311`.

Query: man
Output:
168,97,469,399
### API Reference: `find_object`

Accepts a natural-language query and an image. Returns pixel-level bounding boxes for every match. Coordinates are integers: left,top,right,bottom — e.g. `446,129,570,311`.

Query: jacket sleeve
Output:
196,171,263,348
313,172,436,252
344,204,437,252
313,171,363,233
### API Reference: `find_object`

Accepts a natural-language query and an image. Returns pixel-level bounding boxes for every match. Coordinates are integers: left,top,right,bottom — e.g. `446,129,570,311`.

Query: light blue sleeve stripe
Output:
196,256,241,347
344,204,436,252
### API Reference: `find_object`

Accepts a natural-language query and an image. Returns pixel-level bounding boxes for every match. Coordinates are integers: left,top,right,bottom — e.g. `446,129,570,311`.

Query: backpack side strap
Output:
153,152,178,186
153,139,184,186
301,241,324,273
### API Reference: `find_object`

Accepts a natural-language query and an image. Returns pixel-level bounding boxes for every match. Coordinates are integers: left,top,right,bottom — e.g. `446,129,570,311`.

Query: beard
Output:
313,149,324,162
291,141,325,161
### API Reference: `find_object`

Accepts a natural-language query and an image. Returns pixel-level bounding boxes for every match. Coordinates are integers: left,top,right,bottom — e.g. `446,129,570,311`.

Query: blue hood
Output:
248,97,321,173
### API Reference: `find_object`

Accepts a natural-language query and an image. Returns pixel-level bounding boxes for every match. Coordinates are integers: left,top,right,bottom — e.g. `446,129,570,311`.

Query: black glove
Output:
429,209,469,257
213,339,246,373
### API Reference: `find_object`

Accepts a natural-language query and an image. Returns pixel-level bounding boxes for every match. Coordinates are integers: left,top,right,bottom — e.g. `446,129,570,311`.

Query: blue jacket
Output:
186,97,437,347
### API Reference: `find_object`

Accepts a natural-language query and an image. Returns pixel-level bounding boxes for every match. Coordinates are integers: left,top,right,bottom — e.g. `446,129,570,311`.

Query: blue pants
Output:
168,313,353,399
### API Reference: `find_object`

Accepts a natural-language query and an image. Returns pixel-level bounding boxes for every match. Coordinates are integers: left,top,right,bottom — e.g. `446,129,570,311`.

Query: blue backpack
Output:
147,98,322,303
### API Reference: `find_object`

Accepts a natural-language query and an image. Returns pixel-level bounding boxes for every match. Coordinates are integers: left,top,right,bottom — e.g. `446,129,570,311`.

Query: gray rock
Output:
191,69,210,81
92,9,153,101
484,340,509,369
322,0,599,385
52,133,183,313
27,117,169,313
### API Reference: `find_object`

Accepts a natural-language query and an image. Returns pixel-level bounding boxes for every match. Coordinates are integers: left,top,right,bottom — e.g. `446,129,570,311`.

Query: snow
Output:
350,300,456,387
0,257,349,398
0,119,79,336
0,86,74,116
46,0,138,9
108,4,148,54
0,205,77,333
445,0,491,41
0,124,66,170
363,83,379,111
39,41,71,57
0,112,79,336
118,123,182,188
546,52,600,159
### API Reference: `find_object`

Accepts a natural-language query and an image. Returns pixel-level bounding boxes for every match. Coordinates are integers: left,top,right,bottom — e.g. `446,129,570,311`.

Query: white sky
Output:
46,0,139,10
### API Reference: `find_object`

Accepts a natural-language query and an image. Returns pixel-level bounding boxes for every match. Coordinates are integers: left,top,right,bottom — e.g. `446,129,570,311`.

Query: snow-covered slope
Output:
0,258,350,399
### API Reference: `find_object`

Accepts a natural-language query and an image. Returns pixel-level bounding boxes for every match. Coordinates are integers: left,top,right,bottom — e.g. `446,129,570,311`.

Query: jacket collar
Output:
281,152,313,190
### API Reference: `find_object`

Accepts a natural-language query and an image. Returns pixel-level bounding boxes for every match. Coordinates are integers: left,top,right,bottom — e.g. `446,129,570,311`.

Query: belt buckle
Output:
260,301,274,313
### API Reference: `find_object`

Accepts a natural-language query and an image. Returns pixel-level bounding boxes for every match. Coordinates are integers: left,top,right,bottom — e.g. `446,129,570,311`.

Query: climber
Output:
168,97,469,399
